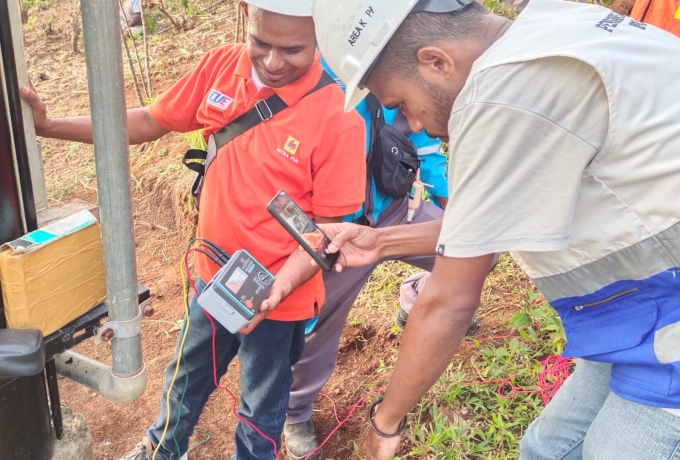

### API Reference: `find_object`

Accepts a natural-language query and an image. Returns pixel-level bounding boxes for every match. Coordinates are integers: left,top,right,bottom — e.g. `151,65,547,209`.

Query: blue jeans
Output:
147,280,307,460
520,359,680,460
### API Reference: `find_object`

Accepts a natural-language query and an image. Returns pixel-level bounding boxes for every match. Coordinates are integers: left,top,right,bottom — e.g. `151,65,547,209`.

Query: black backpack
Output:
366,94,420,198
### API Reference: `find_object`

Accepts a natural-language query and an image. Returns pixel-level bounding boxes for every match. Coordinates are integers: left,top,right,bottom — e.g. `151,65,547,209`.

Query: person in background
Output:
120,0,143,36
630,0,680,37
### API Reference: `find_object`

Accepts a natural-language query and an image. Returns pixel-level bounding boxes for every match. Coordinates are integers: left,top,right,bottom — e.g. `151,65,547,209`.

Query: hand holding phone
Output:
267,190,340,272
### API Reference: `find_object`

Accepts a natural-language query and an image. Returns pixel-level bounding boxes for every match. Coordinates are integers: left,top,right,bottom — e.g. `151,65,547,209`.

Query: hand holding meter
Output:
197,249,275,333
267,190,340,272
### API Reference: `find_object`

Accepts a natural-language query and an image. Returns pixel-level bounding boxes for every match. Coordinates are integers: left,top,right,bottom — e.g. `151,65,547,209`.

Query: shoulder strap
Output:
213,71,336,150
366,93,384,133
182,71,337,208
360,93,384,226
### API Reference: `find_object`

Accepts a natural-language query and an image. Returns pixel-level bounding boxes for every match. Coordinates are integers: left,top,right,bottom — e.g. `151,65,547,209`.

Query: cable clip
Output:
95,298,153,344
255,100,272,121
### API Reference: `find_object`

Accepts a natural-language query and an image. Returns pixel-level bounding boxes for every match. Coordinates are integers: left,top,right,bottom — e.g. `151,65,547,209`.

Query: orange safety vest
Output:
631,0,680,38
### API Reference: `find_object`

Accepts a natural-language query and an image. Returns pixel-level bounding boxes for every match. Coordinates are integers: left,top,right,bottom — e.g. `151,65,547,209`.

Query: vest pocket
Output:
611,362,673,396
561,291,658,358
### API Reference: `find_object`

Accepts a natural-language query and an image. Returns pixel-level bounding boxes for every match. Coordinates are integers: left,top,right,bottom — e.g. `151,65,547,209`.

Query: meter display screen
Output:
225,267,248,294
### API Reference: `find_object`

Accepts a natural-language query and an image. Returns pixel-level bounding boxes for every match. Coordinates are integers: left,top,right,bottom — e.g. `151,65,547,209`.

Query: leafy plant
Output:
184,129,207,150
393,294,567,459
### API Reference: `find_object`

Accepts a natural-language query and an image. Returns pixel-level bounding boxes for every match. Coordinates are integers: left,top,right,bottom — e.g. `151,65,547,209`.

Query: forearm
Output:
38,108,168,145
273,249,321,303
374,290,476,431
39,116,95,143
372,255,492,433
376,219,442,259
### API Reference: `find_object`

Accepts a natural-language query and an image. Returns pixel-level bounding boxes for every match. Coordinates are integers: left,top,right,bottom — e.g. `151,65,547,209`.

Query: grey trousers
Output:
399,271,430,315
286,198,444,424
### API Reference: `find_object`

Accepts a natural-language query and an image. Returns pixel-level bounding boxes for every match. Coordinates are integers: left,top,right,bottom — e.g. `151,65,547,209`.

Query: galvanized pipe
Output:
79,0,142,377
54,351,106,391
54,351,148,404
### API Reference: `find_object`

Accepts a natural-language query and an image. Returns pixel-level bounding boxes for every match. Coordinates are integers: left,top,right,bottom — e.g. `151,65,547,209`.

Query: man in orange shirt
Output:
20,1,366,458
630,0,680,37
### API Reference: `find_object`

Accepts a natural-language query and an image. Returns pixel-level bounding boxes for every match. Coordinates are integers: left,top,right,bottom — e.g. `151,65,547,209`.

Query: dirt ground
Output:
19,0,633,458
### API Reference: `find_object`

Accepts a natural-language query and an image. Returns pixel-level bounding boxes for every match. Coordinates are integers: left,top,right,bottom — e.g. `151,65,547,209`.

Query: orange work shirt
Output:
150,44,366,321
631,0,680,38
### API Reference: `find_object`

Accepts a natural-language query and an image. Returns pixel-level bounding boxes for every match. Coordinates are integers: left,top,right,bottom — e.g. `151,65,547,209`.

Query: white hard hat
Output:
313,0,476,111
243,0,312,17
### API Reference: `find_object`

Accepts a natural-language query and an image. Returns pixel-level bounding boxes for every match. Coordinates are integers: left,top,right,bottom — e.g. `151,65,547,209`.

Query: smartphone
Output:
267,190,340,272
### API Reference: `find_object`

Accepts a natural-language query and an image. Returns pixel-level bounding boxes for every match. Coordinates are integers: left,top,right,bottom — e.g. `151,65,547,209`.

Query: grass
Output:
358,262,423,313
404,299,566,459
485,0,517,18
23,0,58,10
350,256,567,459
44,142,97,203
185,130,207,151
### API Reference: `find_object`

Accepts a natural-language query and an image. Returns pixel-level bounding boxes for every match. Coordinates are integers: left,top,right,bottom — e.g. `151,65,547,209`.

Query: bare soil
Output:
21,0,532,458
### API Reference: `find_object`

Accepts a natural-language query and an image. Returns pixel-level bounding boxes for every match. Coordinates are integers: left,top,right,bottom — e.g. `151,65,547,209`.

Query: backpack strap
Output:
181,148,212,199
182,71,336,208
359,93,384,226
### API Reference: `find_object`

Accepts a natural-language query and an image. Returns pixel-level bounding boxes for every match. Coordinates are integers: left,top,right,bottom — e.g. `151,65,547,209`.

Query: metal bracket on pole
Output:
94,298,153,344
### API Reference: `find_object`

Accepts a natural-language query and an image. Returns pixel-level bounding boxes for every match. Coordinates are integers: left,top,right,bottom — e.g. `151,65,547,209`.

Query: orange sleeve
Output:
311,122,367,217
149,49,218,133
630,0,649,20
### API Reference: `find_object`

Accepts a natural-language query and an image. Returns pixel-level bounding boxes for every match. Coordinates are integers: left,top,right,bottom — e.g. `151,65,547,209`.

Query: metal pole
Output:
79,0,142,377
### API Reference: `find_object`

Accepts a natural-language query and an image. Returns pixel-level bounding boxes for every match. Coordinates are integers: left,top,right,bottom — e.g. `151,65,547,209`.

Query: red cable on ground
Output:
305,331,572,457
449,354,573,406
461,330,516,345
303,388,384,460
186,251,570,455
458,330,573,404
185,256,283,460
533,355,574,405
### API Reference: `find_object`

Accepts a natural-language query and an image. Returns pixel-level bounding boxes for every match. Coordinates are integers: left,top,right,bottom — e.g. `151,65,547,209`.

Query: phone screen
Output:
268,191,339,271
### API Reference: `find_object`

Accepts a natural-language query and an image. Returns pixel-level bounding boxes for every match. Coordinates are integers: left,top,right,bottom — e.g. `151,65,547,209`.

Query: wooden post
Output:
6,0,47,211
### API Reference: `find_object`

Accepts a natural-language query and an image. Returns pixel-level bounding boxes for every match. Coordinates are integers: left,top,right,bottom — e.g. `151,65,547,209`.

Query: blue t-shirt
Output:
320,59,448,224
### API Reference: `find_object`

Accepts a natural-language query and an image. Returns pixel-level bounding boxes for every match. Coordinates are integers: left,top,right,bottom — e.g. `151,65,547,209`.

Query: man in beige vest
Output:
312,0,680,459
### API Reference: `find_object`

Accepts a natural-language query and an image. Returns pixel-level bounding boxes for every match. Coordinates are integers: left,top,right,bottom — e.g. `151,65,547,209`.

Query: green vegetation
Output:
350,256,568,459
185,129,208,151
23,0,58,10
395,293,567,458
485,0,517,19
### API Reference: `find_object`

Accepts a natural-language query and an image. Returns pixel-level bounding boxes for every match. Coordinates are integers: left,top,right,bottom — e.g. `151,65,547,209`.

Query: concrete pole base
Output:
52,406,94,460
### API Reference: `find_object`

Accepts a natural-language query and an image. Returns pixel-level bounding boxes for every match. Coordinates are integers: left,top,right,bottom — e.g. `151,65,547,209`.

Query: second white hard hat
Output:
313,0,477,111
243,0,312,17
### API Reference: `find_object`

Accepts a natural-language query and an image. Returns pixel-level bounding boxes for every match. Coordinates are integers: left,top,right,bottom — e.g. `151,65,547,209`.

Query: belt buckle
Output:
255,100,272,121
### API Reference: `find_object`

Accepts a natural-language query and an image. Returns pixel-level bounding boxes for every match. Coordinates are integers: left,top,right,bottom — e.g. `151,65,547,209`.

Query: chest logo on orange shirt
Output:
206,90,233,110
283,136,300,155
